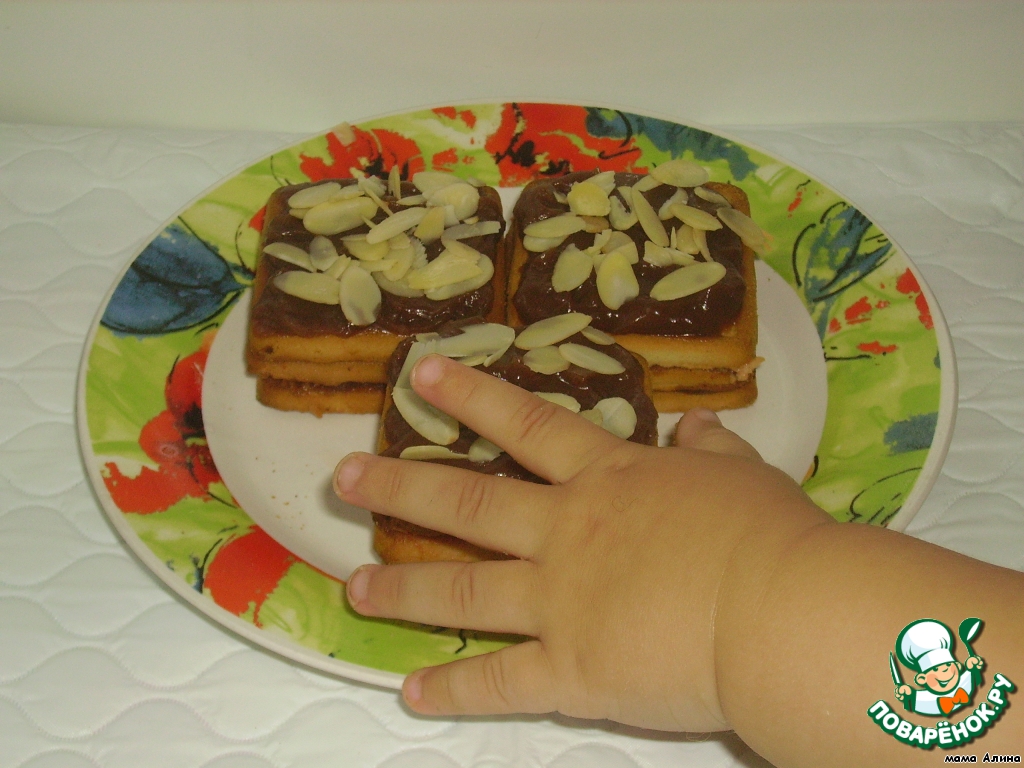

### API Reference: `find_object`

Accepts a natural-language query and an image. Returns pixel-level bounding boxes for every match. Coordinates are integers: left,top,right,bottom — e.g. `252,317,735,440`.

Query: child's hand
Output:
333,353,832,732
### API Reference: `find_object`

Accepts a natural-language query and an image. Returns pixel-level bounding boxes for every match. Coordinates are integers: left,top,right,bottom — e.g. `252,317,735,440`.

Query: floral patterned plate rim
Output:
76,102,956,689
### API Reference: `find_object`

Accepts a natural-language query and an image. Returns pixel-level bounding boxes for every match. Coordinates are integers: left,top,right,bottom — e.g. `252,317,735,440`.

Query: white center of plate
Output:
707,261,827,480
204,214,826,584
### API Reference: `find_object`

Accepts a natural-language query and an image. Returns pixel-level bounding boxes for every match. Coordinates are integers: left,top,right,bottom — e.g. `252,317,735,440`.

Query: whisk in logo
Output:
866,618,1016,750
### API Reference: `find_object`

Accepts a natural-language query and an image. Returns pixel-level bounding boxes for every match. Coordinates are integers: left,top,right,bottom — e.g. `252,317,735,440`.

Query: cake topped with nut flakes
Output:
246,170,507,415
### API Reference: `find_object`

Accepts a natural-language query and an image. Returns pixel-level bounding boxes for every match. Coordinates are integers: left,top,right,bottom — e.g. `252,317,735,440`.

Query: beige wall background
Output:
1,0,1021,132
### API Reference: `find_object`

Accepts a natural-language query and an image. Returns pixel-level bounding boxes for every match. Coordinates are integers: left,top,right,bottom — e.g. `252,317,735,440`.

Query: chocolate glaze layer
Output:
380,319,659,483
512,170,745,336
250,178,504,337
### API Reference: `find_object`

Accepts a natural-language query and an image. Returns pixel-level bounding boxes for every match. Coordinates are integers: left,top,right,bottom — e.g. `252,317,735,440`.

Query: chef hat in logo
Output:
896,619,955,673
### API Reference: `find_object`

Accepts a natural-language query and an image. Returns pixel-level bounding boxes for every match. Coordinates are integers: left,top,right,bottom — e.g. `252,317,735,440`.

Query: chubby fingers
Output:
335,451,553,559
404,640,559,717
411,354,624,483
347,559,540,636
673,408,763,462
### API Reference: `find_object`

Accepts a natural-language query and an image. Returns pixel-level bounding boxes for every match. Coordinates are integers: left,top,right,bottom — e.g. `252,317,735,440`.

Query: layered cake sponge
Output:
247,170,506,415
505,165,767,412
374,315,659,563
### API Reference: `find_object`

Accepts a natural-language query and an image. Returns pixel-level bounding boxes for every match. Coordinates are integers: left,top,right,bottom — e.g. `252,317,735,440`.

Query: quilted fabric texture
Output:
0,121,1021,767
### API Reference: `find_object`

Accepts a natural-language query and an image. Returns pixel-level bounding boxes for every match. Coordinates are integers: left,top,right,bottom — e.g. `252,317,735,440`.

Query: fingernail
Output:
347,564,377,605
334,453,366,495
690,407,721,425
403,669,424,706
412,354,445,387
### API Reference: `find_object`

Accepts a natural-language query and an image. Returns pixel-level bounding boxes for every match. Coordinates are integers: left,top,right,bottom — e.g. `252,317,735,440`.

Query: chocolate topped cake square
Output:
246,171,506,414
505,164,764,411
373,316,659,563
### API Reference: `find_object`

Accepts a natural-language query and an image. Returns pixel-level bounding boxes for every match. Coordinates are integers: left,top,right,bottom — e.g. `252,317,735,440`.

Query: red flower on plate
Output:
857,340,899,355
300,124,426,181
431,106,478,129
102,338,224,514
204,527,296,625
486,103,644,186
431,147,460,171
895,268,934,330
248,205,266,234
844,296,874,325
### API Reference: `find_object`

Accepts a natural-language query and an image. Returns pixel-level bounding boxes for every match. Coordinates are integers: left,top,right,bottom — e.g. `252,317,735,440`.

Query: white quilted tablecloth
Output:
1,121,1022,767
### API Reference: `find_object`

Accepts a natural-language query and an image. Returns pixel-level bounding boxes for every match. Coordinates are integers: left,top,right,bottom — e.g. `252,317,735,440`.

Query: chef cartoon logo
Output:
892,618,984,716
867,617,1017,750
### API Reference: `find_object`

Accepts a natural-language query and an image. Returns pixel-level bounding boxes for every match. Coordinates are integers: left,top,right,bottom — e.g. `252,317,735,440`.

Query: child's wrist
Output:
711,481,834,727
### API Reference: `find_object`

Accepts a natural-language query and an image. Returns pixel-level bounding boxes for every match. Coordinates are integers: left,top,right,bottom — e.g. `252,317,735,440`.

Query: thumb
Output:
673,408,763,462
